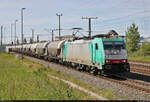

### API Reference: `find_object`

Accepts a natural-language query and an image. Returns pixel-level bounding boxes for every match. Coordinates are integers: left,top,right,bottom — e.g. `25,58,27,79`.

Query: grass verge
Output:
0,53,121,100
129,56,150,62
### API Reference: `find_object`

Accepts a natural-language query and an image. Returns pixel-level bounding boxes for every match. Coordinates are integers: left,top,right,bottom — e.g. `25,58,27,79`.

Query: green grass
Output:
129,56,150,62
45,68,118,100
0,53,94,100
0,53,121,100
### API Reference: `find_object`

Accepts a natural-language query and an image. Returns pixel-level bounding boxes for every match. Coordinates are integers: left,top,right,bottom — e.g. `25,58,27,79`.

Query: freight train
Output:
6,34,130,75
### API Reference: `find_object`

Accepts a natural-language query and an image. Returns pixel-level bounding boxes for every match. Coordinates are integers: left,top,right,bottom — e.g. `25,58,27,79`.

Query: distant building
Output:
107,30,125,38
107,30,119,37
138,37,150,46
55,35,74,40
140,37,150,44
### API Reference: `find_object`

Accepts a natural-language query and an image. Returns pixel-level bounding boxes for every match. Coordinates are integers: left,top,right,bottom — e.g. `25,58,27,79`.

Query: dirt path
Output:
48,75,108,100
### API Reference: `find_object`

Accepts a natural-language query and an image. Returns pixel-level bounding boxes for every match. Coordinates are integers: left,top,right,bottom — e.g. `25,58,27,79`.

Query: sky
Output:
0,0,150,44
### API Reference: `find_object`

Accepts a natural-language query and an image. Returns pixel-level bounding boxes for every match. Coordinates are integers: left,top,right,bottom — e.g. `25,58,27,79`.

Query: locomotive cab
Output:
102,38,130,73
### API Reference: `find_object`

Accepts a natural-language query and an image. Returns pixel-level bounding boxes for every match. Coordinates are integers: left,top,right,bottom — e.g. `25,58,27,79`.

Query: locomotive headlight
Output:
105,59,110,64
105,55,109,58
122,59,127,63
114,51,117,54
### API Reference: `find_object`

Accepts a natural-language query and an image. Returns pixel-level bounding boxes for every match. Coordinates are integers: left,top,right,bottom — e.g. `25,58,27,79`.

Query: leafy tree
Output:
125,23,140,53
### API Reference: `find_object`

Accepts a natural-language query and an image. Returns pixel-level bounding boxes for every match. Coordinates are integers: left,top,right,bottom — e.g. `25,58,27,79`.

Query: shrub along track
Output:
11,52,150,99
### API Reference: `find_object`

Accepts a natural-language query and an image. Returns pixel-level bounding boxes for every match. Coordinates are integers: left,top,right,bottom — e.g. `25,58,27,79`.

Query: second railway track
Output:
129,60,150,75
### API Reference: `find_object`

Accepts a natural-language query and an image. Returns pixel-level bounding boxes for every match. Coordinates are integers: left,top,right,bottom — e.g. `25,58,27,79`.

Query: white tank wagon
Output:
5,46,12,53
15,45,19,52
11,46,15,52
36,41,50,58
25,44,32,55
16,45,22,52
18,45,22,53
22,44,28,54
46,40,66,61
11,46,16,52
11,45,19,52
30,43,38,56
14,45,24,53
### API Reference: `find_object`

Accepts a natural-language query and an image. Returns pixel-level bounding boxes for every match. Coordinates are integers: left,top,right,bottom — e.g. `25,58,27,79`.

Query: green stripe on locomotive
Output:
63,40,68,59
92,38,105,69
102,37,124,42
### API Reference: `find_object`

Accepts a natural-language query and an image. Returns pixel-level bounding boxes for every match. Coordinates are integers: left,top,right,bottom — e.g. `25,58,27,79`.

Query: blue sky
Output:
0,0,150,43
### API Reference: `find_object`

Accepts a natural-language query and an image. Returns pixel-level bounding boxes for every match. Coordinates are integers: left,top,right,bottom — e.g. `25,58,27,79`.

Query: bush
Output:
128,42,150,57
140,42,150,56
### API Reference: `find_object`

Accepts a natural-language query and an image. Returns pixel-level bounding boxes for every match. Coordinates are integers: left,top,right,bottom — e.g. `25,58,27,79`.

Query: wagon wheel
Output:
76,65,81,71
98,70,104,76
93,68,98,76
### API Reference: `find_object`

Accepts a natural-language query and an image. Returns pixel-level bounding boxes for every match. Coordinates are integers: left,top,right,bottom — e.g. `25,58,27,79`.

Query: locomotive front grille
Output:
104,64,126,73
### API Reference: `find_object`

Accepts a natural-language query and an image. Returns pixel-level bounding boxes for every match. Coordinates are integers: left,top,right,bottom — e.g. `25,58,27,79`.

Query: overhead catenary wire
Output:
3,0,150,44
95,10,150,27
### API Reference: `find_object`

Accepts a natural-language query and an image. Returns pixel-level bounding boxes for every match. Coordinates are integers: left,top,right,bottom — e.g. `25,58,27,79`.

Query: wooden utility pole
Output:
82,17,98,38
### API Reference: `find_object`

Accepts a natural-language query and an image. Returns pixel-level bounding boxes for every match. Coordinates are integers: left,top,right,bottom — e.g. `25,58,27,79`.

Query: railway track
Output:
129,60,150,75
127,79,150,87
130,64,150,70
131,68,150,75
45,61,150,94
129,60,150,69
80,71,150,94
98,76,150,93
11,52,150,94
129,60,150,65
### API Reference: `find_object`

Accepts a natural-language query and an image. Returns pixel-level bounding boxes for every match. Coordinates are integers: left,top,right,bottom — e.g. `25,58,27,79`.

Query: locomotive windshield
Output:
103,41,126,55
104,41,125,50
